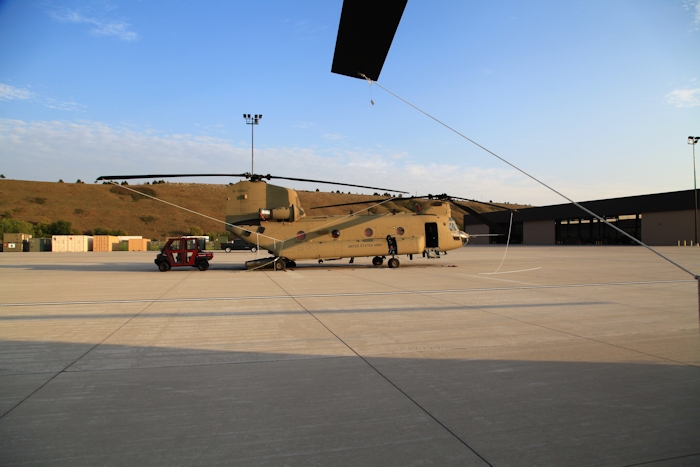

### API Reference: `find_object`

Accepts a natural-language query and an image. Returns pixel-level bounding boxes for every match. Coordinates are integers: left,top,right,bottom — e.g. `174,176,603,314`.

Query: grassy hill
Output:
0,179,528,240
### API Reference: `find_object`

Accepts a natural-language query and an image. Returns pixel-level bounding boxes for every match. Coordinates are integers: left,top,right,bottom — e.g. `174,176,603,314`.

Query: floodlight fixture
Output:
244,113,263,174
690,136,700,245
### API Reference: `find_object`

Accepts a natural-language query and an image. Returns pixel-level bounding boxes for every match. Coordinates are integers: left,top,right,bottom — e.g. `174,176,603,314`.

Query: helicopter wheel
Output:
286,260,297,268
158,262,170,272
274,259,286,271
387,258,400,269
372,256,384,266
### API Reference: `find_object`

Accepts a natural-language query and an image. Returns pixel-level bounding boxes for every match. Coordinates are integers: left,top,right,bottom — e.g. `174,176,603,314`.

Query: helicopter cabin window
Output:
364,228,373,237
396,227,405,236
296,231,306,240
331,229,340,238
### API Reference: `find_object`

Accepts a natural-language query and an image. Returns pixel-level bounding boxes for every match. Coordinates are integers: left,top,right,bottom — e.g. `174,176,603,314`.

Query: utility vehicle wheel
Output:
225,247,232,253
158,262,171,272
274,259,286,271
197,260,209,271
372,256,384,266
387,258,400,269
251,247,257,253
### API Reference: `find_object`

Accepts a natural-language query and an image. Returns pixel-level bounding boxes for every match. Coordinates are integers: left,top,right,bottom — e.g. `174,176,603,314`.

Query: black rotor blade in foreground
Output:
96,173,249,181
331,0,407,81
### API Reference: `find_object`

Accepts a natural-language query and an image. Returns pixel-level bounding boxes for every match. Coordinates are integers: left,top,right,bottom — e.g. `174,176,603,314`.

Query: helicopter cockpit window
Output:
396,227,405,236
448,218,458,231
364,228,373,237
331,229,340,238
296,231,306,240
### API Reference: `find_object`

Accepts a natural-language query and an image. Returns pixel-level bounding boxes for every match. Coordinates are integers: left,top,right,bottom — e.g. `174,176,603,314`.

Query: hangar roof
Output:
463,189,698,225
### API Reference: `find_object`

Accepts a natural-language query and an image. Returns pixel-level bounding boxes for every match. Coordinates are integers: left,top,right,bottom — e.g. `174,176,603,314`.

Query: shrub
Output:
92,227,127,236
189,226,204,236
109,185,156,201
0,218,34,235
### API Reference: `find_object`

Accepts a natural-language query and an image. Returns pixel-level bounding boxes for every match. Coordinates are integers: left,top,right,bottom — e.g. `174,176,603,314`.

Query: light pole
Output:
690,136,700,245
244,114,262,174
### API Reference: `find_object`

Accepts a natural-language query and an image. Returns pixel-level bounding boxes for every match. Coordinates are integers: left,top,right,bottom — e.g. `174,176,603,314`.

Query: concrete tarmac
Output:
0,246,699,466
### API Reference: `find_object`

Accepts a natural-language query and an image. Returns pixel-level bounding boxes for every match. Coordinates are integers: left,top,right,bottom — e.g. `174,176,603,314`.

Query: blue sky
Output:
1,0,699,205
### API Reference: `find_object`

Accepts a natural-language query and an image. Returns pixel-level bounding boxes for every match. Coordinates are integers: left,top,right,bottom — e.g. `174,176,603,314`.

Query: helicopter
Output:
94,172,504,270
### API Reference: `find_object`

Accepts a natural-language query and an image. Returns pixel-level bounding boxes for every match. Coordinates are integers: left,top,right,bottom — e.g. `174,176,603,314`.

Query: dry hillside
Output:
0,179,528,240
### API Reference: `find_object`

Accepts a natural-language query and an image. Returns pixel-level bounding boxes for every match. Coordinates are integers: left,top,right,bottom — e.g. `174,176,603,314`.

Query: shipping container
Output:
2,241,24,252
128,238,149,251
93,235,120,252
3,232,32,242
52,235,93,252
29,238,52,252
118,236,142,242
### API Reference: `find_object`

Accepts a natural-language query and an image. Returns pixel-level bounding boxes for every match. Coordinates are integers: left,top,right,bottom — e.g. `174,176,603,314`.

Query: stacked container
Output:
93,235,120,252
128,238,150,251
52,235,93,252
3,233,32,252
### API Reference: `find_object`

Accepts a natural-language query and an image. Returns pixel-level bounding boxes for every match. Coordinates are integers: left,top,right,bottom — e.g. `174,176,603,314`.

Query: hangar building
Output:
463,189,698,246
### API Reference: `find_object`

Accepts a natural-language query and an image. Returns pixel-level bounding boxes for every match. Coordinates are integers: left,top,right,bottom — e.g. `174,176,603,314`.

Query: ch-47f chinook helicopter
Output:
95,172,499,270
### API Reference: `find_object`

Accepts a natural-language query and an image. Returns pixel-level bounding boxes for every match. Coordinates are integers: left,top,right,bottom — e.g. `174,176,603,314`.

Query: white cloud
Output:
0,83,84,111
0,84,34,101
666,88,700,107
0,119,653,206
50,8,139,42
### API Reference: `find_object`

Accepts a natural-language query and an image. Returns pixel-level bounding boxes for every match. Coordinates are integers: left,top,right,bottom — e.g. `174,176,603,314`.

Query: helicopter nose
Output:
458,231,469,245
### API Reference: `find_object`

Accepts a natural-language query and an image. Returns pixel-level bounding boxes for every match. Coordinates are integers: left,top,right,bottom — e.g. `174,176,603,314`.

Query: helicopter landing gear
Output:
274,258,286,271
372,256,384,266
387,257,400,269
286,260,297,268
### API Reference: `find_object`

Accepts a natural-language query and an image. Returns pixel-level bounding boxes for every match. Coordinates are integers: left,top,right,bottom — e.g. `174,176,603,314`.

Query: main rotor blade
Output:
310,198,392,209
96,173,249,181
450,196,514,212
268,175,408,194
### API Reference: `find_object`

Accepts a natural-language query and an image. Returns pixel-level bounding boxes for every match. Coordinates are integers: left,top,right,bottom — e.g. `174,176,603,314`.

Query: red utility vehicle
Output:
155,237,214,272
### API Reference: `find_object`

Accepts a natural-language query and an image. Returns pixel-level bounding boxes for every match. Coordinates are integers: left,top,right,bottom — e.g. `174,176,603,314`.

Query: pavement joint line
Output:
431,294,700,369
0,270,194,421
622,452,700,466
267,271,494,466
2,279,692,308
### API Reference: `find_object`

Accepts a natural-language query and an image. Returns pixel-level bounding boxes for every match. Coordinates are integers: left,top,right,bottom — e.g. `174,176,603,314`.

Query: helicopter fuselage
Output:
224,180,467,264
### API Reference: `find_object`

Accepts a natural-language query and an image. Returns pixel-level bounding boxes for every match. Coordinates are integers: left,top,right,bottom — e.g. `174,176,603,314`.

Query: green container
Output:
29,238,52,252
